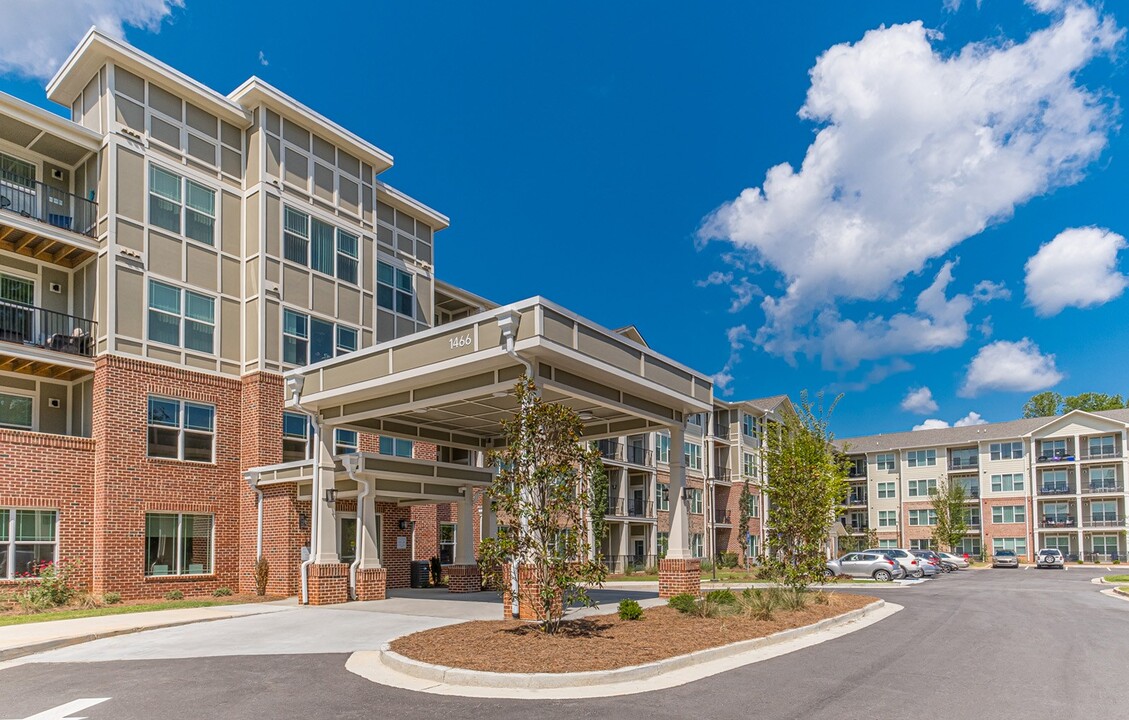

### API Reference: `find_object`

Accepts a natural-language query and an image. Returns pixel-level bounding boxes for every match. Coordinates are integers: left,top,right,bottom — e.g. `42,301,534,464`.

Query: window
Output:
282,309,357,365
148,280,215,353
908,479,937,497
908,509,937,526
1091,501,1118,523
907,449,936,467
957,477,980,498
964,507,981,527
1089,467,1118,491
656,433,670,464
748,534,758,558
657,483,669,512
953,537,981,557
990,442,1024,461
149,166,215,245
282,412,310,462
379,436,413,458
876,453,896,471
1040,469,1069,493
1042,502,1070,524
0,392,33,430
910,539,933,550
991,473,1025,492
145,513,213,575
334,429,358,455
684,442,702,471
878,539,898,549
688,488,703,514
1088,435,1116,458
377,261,415,318
338,514,357,564
878,510,897,527
992,505,1026,524
1092,535,1119,557
282,207,360,284
949,448,978,469
657,531,669,558
745,494,760,518
1044,536,1071,554
0,508,57,579
848,457,867,477
743,452,756,478
688,413,702,427
690,533,703,558
147,396,215,462
1039,439,1069,458
877,481,896,499
993,537,1027,556
439,523,456,564
0,151,35,185
741,413,755,437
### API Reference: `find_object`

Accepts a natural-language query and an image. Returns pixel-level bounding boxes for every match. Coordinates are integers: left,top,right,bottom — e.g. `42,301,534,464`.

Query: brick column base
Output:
307,563,349,605
501,563,562,620
446,564,482,593
355,567,388,601
658,558,701,598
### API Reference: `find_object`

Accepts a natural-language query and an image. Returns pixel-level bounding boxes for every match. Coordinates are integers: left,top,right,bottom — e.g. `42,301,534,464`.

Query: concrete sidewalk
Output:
0,600,294,662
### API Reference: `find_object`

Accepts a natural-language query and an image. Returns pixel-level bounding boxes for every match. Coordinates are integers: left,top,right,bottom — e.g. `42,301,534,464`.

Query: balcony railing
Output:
597,440,653,466
606,498,655,518
1080,449,1119,461
960,487,981,499
1037,453,1075,464
603,554,658,574
1038,485,1075,495
1082,517,1125,529
948,458,979,471
710,471,733,484
847,494,868,505
1082,483,1125,494
0,170,97,239
715,510,732,525
1038,517,1077,529
0,300,96,358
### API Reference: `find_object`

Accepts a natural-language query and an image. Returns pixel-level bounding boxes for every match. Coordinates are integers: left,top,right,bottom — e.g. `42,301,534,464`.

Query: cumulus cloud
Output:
901,386,939,414
698,2,1121,368
912,411,988,431
913,418,952,431
959,338,1063,397
1025,227,1128,316
0,1,183,79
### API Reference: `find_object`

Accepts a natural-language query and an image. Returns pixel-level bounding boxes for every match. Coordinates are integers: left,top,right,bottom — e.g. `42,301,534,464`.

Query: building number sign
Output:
449,333,473,351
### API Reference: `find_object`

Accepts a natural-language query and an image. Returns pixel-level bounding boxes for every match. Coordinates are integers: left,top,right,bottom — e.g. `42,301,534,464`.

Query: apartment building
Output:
1,29,767,605
838,409,1129,562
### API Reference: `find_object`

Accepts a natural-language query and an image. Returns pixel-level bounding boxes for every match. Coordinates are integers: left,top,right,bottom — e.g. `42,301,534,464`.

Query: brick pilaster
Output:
445,564,481,593
659,557,701,598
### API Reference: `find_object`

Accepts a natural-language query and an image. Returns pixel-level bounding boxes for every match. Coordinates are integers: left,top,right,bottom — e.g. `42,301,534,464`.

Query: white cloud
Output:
913,418,951,431
1024,226,1128,316
712,325,752,396
827,358,913,393
959,338,1063,397
977,316,994,338
972,280,1011,303
696,271,733,288
728,278,762,313
698,3,1121,367
258,50,269,67
912,411,987,430
901,386,939,414
0,1,183,80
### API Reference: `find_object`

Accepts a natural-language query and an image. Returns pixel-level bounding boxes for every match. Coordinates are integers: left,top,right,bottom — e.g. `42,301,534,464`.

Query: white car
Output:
1036,548,1065,569
937,552,970,569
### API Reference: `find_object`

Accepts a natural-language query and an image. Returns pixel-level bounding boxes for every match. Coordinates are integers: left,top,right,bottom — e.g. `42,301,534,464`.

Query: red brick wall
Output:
0,430,95,589
239,372,285,594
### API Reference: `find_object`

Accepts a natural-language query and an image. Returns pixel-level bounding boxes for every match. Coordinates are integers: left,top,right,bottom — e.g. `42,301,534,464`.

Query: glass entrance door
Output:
0,274,34,344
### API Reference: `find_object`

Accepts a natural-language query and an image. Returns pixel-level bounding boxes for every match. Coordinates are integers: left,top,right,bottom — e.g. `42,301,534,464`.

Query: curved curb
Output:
346,599,899,698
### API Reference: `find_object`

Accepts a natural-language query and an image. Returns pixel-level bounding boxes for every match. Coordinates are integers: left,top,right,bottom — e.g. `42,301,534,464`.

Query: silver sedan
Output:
826,552,906,581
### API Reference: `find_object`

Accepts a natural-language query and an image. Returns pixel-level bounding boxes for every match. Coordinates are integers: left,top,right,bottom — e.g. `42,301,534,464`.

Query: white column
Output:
313,426,339,564
666,421,691,559
481,494,497,542
455,487,476,564
359,495,381,569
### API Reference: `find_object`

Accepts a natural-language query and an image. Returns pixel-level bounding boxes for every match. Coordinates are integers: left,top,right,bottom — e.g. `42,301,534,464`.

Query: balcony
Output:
1038,484,1075,496
710,470,733,485
1036,453,1075,464
0,300,96,380
597,440,653,467
1082,517,1126,529
1082,482,1125,495
715,510,732,525
1038,516,1077,529
0,171,99,267
847,493,868,506
948,458,979,472
1080,449,1120,461
606,498,655,519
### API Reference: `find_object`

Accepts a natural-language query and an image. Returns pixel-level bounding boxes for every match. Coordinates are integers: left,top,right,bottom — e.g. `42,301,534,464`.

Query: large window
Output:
1038,439,1069,458
657,531,669,558
0,508,57,579
877,481,895,499
282,309,357,365
690,533,703,558
334,429,358,455
282,412,310,462
953,537,981,557
0,392,33,430
908,479,937,497
878,510,897,527
908,509,937,526
439,522,456,564
145,513,213,575
657,483,669,512
684,442,702,471
377,261,415,318
745,494,760,518
990,442,1024,461
282,206,359,284
147,396,215,462
743,452,756,478
688,488,703,514
992,473,1026,492
1088,435,1116,458
0,151,35,184
656,433,670,464
963,507,981,527
993,537,1027,556
741,413,755,438
379,436,413,458
148,280,215,353
149,165,215,245
1091,501,1118,523
1089,467,1118,491
876,453,896,471
910,539,934,550
878,539,898,549
992,505,1026,524
1092,535,1120,557
907,449,936,468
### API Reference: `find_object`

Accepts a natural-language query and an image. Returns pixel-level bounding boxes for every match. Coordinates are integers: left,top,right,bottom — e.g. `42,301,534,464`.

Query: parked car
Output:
936,552,970,569
992,549,1020,568
1036,548,1065,569
864,548,925,578
826,552,906,582
911,550,950,574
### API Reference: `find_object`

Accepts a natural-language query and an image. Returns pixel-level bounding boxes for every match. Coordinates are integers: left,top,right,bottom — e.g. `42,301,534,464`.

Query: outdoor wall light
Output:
323,488,337,505
298,513,309,530
399,519,410,530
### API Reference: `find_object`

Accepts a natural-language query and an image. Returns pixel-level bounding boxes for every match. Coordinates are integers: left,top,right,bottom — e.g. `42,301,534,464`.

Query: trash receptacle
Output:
410,560,431,588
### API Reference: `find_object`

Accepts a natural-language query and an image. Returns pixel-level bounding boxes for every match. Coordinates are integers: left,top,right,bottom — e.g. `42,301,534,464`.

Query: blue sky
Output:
2,1,1126,438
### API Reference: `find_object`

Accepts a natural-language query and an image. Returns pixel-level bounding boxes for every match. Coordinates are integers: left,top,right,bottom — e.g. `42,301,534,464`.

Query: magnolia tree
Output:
477,377,608,633
762,392,849,590
931,477,969,552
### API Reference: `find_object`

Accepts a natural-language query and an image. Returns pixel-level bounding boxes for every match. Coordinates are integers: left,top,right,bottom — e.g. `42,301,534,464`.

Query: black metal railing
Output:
1080,448,1119,461
0,170,97,239
711,470,732,484
715,510,732,524
948,458,979,471
606,498,655,518
624,444,652,466
1039,484,1075,495
848,493,868,505
0,299,96,357
1039,517,1076,529
603,554,658,574
1083,483,1124,494
1037,453,1075,464
597,440,653,466
1082,517,1125,529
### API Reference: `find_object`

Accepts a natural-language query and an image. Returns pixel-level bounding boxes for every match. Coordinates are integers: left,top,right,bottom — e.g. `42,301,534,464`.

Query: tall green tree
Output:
477,377,607,633
762,391,849,590
1062,392,1125,413
930,477,969,552
1022,391,1063,418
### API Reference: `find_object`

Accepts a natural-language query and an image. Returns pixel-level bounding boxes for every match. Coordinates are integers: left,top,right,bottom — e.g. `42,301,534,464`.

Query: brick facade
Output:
658,557,701,598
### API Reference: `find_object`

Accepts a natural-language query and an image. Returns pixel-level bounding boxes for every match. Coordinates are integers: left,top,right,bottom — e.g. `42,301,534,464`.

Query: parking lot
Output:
0,566,1126,719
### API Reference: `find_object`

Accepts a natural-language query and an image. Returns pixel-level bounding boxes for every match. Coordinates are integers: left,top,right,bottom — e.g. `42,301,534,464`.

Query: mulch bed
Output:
391,591,876,673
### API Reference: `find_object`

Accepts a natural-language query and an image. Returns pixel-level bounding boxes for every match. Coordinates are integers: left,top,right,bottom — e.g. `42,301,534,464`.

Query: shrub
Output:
14,591,54,614
429,557,442,587
1114,559,1121,565
668,593,699,614
623,563,634,576
76,593,103,609
618,598,644,621
643,564,658,575
213,587,233,597
699,560,714,573
811,590,830,605
719,552,739,569
779,587,810,612
102,592,122,605
254,557,270,596
705,588,738,606
164,590,184,601
739,588,778,621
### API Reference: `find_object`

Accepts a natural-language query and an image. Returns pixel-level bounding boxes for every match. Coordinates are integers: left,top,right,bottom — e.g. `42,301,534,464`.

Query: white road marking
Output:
2,697,110,720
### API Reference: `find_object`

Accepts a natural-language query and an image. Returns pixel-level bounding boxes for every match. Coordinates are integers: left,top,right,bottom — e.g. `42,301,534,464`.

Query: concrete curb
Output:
378,599,886,691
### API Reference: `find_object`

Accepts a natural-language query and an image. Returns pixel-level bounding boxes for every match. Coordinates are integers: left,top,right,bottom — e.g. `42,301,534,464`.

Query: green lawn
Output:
0,598,247,627
1104,574,1129,583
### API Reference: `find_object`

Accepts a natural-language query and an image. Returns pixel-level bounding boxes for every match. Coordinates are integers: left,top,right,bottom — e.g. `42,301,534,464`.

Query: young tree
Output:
738,479,753,568
1062,392,1125,413
477,377,607,633
762,391,849,590
1022,392,1063,418
931,477,969,552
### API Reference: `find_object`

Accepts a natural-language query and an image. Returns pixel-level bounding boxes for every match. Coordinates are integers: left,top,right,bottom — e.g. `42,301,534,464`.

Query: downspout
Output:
287,375,320,605
243,471,263,560
497,309,531,618
342,453,368,600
